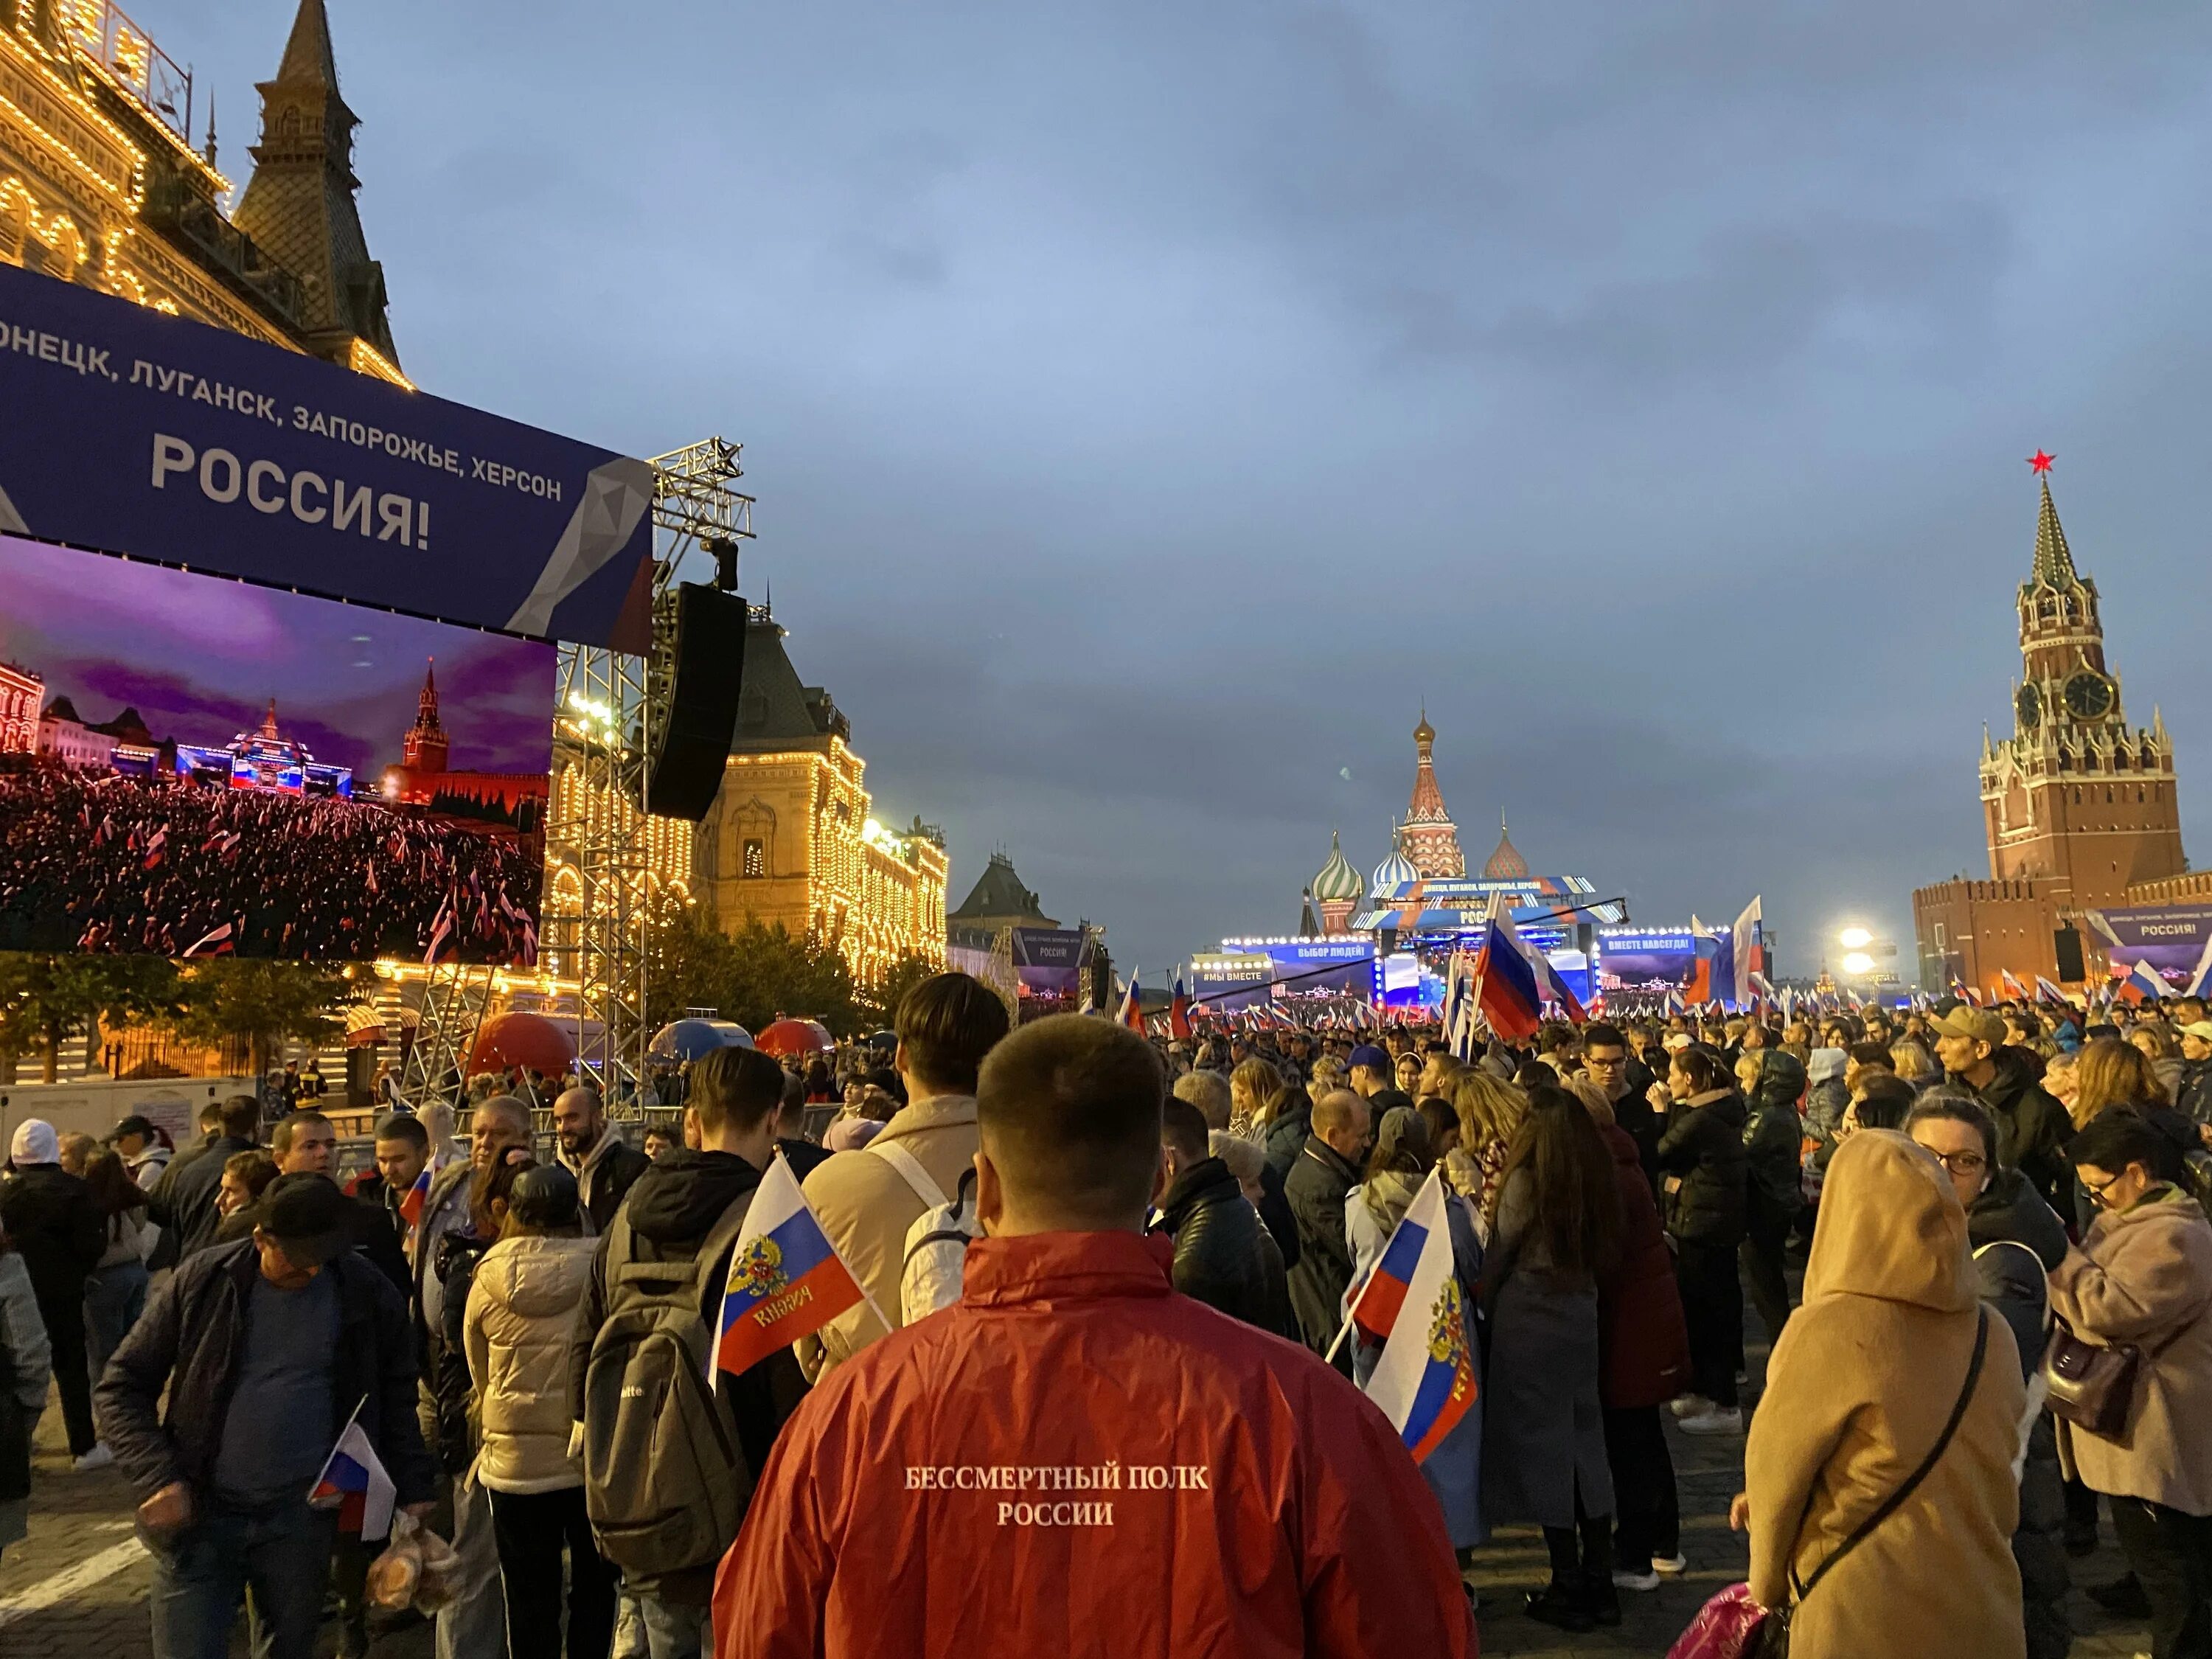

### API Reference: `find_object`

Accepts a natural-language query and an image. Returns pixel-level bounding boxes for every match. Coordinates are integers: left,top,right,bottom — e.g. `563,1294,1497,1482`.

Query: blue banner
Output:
0,262,653,649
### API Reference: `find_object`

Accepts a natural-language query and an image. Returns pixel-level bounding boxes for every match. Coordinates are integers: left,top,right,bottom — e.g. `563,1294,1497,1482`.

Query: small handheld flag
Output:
309,1401,397,1540
2034,974,2075,1008
2118,960,2167,1006
1357,1169,1479,1463
2187,936,2212,1001
714,1155,873,1379
398,1164,432,1234
1117,969,1144,1032
1169,978,1193,1042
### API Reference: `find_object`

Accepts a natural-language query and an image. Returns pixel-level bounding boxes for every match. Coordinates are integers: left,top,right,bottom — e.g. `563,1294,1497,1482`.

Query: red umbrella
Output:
754,1018,832,1060
468,1011,577,1078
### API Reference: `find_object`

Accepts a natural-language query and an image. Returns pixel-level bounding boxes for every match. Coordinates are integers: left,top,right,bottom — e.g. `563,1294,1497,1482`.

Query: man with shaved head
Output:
1284,1088,1370,1369
552,1084,650,1232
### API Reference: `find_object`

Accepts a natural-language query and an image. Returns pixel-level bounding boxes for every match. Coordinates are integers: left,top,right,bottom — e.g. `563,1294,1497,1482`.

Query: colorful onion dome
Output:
1311,830,1364,902
1484,814,1530,881
1371,844,1420,895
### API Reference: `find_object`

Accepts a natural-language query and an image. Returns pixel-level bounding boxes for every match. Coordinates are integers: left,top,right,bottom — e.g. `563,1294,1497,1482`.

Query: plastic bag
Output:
366,1509,461,1613
1666,1582,1773,1659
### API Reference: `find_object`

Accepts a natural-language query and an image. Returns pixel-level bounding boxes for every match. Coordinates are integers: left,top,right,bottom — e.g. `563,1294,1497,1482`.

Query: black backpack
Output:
581,1198,753,1581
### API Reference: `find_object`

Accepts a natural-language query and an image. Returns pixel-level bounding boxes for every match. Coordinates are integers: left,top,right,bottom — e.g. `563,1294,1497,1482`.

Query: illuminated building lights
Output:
349,335,414,391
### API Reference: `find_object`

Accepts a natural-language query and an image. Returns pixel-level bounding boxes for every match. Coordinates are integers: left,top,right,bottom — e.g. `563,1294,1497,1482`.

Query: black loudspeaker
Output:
645,584,748,821
2053,925,2086,984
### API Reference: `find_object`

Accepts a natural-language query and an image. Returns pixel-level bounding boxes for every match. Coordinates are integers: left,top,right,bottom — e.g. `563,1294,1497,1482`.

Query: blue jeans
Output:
85,1259,149,1380
634,1589,712,1659
146,1494,334,1659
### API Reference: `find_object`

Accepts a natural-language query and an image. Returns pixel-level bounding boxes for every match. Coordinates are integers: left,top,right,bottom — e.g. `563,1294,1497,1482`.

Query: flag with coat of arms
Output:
714,1154,877,1379
1346,1169,1479,1464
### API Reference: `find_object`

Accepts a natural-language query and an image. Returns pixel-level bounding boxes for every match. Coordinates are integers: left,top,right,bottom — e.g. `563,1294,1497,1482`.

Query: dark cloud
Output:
175,0,2212,973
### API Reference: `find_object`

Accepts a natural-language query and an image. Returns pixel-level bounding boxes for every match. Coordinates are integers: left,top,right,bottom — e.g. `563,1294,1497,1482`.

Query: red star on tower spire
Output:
2028,449,2056,474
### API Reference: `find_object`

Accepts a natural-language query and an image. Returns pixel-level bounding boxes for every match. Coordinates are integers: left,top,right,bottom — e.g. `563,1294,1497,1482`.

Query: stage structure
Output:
400,439,755,1116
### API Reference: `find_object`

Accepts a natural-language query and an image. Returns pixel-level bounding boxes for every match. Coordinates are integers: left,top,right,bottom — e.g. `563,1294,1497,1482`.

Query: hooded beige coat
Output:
2048,1183,2212,1514
464,1232,597,1494
1745,1130,2027,1659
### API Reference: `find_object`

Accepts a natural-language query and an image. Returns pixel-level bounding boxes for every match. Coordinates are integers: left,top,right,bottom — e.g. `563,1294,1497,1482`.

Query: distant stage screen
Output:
2086,906,2212,989
1009,928,1089,1006
1197,939,1376,1012
1597,927,1701,996
0,535,552,962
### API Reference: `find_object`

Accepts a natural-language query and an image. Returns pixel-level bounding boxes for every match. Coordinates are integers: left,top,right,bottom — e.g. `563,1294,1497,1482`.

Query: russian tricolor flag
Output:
397,1164,432,1234
714,1155,872,1379
2118,960,2168,1006
1354,1170,1478,1464
1475,900,1585,1042
309,1408,396,1540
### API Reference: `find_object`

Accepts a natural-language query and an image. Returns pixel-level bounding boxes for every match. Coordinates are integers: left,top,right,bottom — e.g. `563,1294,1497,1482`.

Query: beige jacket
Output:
2048,1183,2212,1515
1746,1132,2027,1659
463,1232,597,1494
795,1093,978,1382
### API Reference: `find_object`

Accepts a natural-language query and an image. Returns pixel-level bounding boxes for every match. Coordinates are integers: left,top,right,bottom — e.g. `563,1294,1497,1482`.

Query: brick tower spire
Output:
401,659,448,773
1401,708,1466,879
232,0,400,371
1980,463,2182,907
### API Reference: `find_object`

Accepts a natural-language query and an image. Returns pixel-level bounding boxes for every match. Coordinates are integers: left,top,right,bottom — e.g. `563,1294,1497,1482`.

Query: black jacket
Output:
1262,1105,1312,1183
142,1132,217,1272
1966,1166,2067,1377
1154,1158,1293,1339
336,1172,414,1298
2180,1057,2212,1129
1283,1136,1361,1368
571,1133,653,1234
1743,1053,1807,1220
566,1148,808,1604
1656,1091,1750,1247
94,1237,434,1508
1256,1160,1301,1273
146,1134,257,1265
431,1230,492,1475
1970,1048,2073,1213
0,1165,105,1315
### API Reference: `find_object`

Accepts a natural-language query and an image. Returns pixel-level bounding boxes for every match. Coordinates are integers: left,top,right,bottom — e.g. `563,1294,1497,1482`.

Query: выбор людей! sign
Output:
0,259,654,651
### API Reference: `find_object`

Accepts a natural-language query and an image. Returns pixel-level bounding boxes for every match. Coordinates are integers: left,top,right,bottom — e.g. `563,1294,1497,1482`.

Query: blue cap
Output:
1346,1044,1391,1071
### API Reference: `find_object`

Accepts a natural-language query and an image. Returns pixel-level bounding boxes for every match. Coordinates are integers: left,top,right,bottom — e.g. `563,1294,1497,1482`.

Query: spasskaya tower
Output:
1980,462,2183,908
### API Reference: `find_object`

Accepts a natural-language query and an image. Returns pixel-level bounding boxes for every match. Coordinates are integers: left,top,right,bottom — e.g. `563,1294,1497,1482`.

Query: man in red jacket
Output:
713,1015,1478,1658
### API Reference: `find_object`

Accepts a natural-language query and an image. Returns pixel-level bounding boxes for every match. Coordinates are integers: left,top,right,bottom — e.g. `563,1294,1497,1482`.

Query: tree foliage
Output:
864,950,942,1030
0,954,181,1082
163,959,355,1082
644,908,873,1036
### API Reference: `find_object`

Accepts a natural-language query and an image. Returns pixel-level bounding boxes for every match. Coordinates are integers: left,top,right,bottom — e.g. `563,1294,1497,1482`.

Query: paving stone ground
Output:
0,1338,2160,1658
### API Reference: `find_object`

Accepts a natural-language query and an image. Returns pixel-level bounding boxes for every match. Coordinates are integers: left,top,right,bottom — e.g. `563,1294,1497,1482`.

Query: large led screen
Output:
1596,927,1702,997
1195,939,1377,1012
2086,906,2212,990
0,535,552,963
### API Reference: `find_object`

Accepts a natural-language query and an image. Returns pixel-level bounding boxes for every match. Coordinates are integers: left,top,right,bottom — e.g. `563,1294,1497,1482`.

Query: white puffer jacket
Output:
462,1232,597,1493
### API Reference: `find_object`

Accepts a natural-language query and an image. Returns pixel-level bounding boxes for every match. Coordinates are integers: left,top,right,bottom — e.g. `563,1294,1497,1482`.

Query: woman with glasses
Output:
1910,1089,2074,1659
2048,1110,2212,1659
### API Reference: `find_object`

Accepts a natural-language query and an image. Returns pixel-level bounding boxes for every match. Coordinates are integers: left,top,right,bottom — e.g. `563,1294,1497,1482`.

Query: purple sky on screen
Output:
0,535,554,778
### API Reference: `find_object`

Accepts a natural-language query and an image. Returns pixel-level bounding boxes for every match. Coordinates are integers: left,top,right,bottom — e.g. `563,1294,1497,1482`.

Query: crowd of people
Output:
1,975,2210,1657
0,754,543,961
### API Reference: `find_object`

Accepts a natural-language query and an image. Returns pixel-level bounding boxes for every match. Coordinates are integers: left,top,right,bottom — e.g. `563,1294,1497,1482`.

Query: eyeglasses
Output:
1931,1150,1986,1176
2081,1171,2126,1207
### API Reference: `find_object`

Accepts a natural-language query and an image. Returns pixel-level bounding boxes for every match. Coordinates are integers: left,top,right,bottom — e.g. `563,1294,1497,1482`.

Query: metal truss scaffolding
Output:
544,437,754,1116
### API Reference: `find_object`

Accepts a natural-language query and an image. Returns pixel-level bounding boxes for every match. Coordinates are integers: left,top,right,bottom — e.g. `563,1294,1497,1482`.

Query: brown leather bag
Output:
2042,1317,2183,1438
